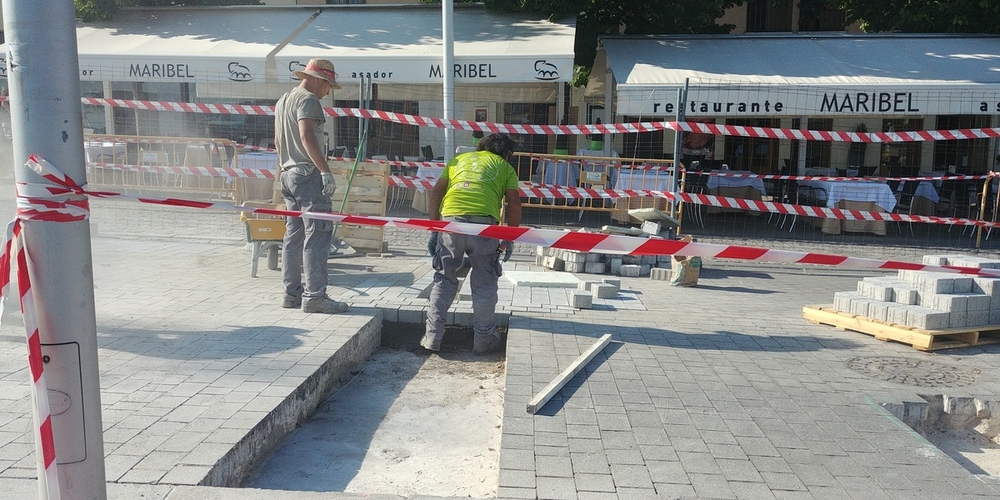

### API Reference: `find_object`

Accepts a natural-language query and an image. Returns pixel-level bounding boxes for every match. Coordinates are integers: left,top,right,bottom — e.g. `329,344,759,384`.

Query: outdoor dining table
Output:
799,179,896,234
705,171,766,214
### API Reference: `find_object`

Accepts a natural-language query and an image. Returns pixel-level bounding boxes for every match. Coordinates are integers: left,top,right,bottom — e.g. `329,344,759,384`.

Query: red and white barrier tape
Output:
88,162,275,179
25,155,1000,277
385,175,998,228
75,96,1000,142
0,156,84,498
0,221,61,499
687,171,990,182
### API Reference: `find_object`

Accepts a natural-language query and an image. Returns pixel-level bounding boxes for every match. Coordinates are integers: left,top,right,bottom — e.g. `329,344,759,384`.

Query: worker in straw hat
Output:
274,58,349,314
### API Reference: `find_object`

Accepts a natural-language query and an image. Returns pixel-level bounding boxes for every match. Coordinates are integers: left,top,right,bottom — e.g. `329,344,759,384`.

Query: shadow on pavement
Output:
96,325,312,359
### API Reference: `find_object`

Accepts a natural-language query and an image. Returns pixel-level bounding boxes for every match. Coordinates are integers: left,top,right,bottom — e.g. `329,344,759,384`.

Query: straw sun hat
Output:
294,58,342,89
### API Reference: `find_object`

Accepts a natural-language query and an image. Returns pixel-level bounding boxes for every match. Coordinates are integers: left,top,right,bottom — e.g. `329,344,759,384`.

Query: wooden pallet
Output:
803,305,1000,351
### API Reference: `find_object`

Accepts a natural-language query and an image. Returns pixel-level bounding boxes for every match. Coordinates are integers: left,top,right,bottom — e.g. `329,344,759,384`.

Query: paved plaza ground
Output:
2,193,1000,498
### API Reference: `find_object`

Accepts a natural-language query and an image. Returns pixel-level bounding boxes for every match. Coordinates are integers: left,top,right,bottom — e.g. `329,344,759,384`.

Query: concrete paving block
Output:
398,308,425,324
933,294,968,313
543,256,565,272
536,245,547,256
620,265,641,277
967,309,991,328
907,307,950,330
887,304,909,325
585,261,607,274
641,221,661,235
894,287,918,305
966,294,991,312
919,273,956,295
898,269,919,285
622,255,640,265
849,298,871,318
949,310,969,329
639,264,651,276
602,278,621,293
563,251,586,264
657,254,673,263
990,308,1000,325
858,279,893,302
565,261,586,273
593,283,617,299
834,292,860,313
922,255,950,266
610,258,623,275
952,277,974,294
586,252,603,262
973,277,1000,296
535,255,545,266
868,301,890,322
639,255,657,266
650,268,671,281
568,290,593,309
578,280,600,291
656,262,672,268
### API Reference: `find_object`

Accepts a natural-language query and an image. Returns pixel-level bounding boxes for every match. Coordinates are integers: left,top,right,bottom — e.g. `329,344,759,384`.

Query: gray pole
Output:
670,80,688,218
2,1,107,498
442,0,455,161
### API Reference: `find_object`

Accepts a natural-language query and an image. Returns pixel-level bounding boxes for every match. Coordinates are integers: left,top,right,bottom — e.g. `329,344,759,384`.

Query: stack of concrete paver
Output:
832,254,1000,330
535,245,672,277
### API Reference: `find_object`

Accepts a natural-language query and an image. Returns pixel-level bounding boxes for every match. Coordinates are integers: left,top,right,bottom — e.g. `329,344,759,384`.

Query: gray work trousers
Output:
425,216,503,351
281,167,333,299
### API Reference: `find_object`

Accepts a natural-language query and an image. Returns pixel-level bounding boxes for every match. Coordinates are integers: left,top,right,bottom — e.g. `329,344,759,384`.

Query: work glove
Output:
498,240,514,262
321,171,336,196
427,232,440,258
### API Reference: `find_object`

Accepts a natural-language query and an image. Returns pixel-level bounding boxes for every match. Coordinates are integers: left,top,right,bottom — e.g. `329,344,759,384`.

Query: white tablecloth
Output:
615,169,673,191
898,180,940,203
237,152,278,173
706,172,766,194
84,141,126,163
411,165,445,213
800,179,897,212
417,165,445,184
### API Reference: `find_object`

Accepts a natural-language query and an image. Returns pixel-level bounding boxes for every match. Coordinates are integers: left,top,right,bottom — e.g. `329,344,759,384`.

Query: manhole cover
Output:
846,356,979,388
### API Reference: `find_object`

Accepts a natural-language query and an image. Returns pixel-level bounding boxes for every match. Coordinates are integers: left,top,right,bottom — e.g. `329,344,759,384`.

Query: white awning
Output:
603,34,1000,117
0,5,575,87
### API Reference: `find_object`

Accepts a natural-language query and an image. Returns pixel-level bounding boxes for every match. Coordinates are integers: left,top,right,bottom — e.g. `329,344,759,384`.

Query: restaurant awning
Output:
602,34,1000,117
0,5,576,89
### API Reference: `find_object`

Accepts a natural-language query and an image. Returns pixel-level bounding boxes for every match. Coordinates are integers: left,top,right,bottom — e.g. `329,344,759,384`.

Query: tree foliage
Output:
832,0,1000,34
455,0,741,86
75,0,260,22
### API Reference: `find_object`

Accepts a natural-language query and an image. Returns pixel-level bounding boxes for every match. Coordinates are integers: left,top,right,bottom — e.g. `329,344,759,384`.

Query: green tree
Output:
75,0,260,22
428,0,740,85
832,0,1000,34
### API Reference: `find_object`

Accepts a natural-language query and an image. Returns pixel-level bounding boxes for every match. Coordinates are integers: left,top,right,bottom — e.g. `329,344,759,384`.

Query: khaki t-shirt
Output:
274,86,325,172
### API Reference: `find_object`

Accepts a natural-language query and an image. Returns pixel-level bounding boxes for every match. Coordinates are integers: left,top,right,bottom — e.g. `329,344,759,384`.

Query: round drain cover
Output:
846,356,979,388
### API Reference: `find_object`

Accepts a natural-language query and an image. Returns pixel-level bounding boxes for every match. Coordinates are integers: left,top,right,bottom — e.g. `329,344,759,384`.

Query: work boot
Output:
302,296,349,314
473,334,504,356
281,293,301,309
420,333,441,352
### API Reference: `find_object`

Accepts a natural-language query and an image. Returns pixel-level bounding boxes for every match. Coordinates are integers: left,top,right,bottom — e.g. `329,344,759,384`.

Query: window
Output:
933,115,991,173
881,118,923,176
746,0,793,32
724,118,781,173
621,116,664,160
789,118,833,171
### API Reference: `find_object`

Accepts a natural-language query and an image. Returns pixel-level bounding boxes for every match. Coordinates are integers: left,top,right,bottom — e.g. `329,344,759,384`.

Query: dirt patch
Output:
248,324,505,497
924,427,1000,476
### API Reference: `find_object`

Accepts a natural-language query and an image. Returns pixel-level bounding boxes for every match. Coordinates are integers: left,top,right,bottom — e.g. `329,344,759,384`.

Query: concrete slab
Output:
504,270,581,288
